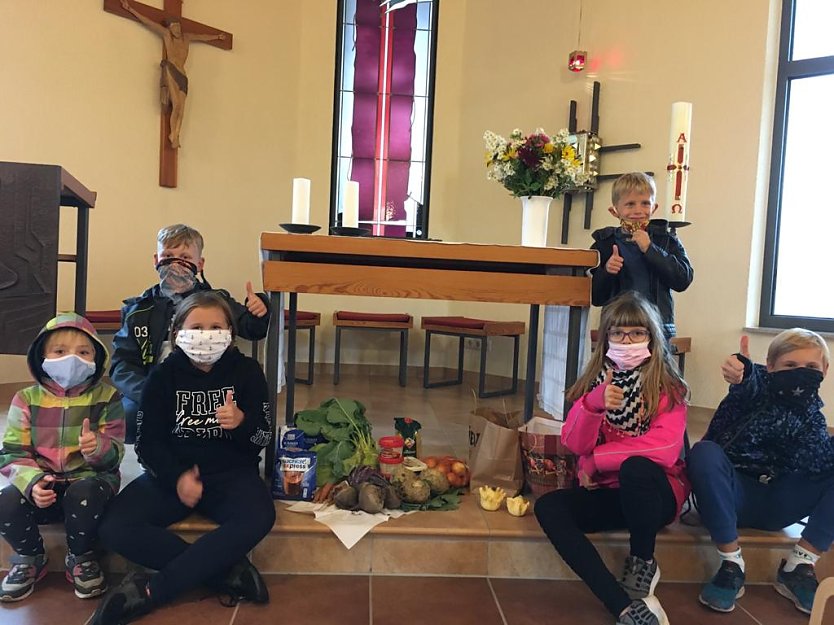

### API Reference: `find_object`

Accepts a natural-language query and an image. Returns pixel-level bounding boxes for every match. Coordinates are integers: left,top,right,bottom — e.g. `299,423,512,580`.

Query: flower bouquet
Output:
483,128,588,198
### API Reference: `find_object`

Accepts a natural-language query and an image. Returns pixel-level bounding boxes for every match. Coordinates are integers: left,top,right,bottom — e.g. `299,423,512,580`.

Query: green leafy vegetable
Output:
399,488,465,512
298,398,378,486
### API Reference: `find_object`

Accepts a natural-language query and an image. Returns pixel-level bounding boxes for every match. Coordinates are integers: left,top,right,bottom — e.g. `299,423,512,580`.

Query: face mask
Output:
768,367,824,409
606,341,651,371
175,329,232,365
157,258,198,298
42,354,97,390
619,219,649,235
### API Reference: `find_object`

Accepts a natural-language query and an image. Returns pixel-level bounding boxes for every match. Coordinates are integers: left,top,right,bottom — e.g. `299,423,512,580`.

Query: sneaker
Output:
89,572,153,625
65,551,107,599
774,559,817,615
0,553,48,602
620,555,660,600
211,557,269,606
699,560,745,612
616,596,670,625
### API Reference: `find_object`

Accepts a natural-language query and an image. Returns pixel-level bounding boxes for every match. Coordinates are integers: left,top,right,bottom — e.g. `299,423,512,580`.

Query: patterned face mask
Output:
157,258,198,297
767,367,824,409
175,329,232,365
619,219,650,235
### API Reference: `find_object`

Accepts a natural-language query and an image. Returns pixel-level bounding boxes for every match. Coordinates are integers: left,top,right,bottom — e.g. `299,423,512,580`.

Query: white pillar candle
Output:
291,178,311,225
343,181,359,228
662,102,692,223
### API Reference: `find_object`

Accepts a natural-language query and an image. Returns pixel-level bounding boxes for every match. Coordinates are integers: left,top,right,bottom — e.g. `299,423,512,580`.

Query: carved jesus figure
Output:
120,0,225,148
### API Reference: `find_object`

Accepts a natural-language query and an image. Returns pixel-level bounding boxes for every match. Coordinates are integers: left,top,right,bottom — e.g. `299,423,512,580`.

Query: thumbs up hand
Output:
721,335,750,385
244,281,268,318
605,245,624,275
215,389,244,430
603,370,625,410
79,418,98,456
176,465,203,508
632,230,651,253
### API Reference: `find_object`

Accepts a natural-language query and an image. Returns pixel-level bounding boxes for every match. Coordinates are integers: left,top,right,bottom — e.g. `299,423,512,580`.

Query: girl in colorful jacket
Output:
0,313,125,602
535,291,689,625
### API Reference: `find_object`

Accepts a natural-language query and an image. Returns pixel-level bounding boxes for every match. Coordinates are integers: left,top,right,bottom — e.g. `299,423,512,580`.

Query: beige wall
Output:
1,0,832,409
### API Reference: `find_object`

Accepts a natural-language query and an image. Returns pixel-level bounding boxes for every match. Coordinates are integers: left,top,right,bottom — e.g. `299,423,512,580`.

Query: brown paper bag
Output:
519,416,577,497
468,407,524,496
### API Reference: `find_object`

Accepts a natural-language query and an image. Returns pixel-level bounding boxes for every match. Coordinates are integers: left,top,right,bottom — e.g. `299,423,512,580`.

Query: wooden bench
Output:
333,311,412,387
421,316,525,398
282,309,320,385
84,309,122,334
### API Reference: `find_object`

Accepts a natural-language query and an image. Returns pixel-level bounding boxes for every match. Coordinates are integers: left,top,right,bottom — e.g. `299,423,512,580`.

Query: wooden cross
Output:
104,0,233,188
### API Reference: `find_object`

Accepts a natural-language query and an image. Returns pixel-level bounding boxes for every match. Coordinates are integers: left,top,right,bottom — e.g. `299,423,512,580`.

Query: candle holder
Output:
280,223,321,234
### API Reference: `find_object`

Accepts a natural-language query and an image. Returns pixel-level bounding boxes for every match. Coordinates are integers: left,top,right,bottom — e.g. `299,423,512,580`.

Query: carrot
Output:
314,482,335,503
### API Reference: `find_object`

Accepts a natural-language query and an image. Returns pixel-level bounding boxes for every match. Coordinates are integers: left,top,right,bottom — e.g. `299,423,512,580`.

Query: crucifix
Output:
104,0,233,188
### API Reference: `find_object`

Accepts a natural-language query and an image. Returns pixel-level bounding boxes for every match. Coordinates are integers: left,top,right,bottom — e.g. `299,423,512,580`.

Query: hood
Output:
27,312,110,393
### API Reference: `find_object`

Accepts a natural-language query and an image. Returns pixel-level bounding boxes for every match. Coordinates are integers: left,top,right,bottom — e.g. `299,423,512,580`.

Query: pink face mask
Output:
606,341,651,371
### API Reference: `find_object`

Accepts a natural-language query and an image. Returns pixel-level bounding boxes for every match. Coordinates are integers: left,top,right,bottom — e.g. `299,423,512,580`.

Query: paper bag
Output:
468,407,524,496
519,416,577,497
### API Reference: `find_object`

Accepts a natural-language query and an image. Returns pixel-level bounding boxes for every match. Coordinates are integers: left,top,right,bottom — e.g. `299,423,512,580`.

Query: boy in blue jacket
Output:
688,329,833,615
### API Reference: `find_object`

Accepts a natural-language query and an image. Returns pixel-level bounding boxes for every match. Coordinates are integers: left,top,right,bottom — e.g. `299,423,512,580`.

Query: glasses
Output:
607,328,649,343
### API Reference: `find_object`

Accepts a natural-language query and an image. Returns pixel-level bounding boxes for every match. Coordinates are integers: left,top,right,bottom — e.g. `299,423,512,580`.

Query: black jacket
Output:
109,280,269,404
590,220,693,336
704,356,834,480
136,346,272,489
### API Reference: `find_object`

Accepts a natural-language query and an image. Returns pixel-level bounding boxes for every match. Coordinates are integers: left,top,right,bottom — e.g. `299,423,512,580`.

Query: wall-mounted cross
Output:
104,0,232,188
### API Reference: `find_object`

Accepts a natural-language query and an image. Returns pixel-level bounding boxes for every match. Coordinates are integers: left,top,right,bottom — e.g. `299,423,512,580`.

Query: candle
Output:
663,102,692,223
291,178,311,224
343,180,359,228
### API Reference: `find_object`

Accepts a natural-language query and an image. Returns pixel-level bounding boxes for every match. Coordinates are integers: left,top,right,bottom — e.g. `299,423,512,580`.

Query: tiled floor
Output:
0,574,826,624
1,371,822,624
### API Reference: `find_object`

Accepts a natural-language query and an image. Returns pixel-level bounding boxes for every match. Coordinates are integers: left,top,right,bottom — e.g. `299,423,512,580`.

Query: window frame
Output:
328,0,440,239
759,0,834,332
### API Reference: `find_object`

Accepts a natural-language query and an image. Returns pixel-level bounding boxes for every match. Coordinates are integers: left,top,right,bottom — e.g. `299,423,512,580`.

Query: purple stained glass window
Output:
331,0,438,238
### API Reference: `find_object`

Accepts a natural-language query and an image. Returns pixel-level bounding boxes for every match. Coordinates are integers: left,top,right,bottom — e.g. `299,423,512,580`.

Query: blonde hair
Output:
567,291,688,419
611,172,657,206
157,224,204,255
43,328,93,355
767,328,830,368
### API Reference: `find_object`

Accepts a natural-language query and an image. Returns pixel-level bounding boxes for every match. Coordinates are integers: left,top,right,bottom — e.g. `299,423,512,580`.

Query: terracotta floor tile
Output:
0,573,99,625
372,576,503,625
738,583,828,624
235,575,369,625
491,578,611,625
655,582,760,624
127,589,236,625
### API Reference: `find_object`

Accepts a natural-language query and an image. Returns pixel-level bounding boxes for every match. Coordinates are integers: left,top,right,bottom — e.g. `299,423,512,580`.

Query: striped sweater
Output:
0,313,125,499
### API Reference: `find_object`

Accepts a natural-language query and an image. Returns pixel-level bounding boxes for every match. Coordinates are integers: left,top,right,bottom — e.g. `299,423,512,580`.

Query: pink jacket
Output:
563,383,690,515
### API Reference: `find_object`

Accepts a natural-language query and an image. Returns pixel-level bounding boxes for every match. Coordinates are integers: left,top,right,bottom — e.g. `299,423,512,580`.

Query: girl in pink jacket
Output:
535,292,689,625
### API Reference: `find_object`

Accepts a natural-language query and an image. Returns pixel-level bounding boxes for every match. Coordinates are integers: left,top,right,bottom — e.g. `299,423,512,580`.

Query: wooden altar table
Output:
260,233,598,476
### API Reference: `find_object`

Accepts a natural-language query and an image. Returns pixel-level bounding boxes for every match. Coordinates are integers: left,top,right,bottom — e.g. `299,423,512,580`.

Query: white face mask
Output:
42,354,97,390
175,329,232,365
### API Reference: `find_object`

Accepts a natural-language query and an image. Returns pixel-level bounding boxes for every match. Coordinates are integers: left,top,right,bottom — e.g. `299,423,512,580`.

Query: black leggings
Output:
534,456,677,617
0,478,113,557
98,467,275,605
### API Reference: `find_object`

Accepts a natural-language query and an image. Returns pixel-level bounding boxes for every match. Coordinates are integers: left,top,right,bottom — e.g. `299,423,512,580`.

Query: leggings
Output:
98,467,275,605
534,456,677,617
0,478,113,557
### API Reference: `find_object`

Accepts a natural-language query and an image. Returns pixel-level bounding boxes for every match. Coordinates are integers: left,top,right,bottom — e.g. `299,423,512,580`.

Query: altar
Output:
259,233,599,476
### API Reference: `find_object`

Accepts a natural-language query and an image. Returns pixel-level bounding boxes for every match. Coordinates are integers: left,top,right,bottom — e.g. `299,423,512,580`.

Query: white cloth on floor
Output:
284,501,411,549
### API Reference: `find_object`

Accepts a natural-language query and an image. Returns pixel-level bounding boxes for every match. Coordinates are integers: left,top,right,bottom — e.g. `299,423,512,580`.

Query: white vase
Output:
520,195,553,247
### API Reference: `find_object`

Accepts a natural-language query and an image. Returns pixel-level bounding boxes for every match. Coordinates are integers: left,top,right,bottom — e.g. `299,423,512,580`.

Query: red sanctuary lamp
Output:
568,50,587,72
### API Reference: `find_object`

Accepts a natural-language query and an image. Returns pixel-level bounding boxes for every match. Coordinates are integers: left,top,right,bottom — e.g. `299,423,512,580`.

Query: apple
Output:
451,460,467,476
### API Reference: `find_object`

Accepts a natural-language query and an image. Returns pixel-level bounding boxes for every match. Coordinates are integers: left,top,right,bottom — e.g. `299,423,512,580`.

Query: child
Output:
0,313,125,602
110,224,270,443
591,172,693,339
92,291,275,625
688,330,833,615
535,292,689,625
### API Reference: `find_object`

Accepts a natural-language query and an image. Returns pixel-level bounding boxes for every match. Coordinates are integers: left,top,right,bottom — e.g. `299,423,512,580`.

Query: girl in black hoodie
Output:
93,291,275,625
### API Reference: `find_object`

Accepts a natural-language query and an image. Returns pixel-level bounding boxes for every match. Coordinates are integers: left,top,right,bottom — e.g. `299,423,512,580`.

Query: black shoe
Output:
89,572,153,625
212,558,269,606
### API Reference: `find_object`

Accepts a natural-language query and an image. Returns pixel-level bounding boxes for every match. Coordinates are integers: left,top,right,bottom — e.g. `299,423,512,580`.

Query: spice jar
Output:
379,453,403,479
378,435,404,460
